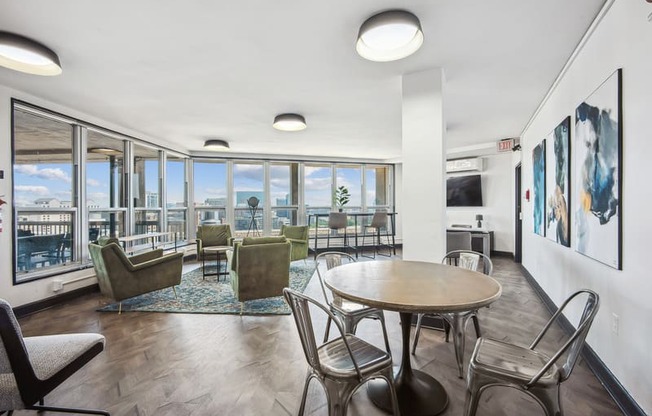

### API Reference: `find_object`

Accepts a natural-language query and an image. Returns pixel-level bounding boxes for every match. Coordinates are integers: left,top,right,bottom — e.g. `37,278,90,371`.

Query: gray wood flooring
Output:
12,254,622,415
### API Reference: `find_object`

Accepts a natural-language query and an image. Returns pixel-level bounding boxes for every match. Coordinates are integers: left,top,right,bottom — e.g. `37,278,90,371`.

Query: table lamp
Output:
476,214,483,228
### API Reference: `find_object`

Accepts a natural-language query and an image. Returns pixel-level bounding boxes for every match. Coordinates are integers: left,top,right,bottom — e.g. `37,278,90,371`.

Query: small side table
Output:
202,246,232,281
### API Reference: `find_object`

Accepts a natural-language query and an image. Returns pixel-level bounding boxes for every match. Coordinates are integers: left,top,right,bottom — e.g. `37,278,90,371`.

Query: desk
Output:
325,260,501,416
308,212,397,258
447,228,493,258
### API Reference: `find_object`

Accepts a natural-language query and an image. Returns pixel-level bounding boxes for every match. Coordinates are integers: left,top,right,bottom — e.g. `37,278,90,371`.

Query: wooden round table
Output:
324,260,502,416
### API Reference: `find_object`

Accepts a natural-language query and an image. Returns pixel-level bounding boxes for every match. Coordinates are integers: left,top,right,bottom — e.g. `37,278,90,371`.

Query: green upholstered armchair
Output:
226,236,291,302
88,242,183,306
196,224,233,261
280,224,310,261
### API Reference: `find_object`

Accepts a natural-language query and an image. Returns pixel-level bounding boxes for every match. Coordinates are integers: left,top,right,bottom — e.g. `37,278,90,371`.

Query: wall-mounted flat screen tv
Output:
447,174,483,207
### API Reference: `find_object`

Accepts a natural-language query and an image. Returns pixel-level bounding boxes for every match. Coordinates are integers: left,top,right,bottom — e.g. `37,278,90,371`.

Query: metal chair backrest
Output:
443,249,493,276
528,290,600,385
283,288,362,379
315,251,356,306
447,231,472,252
369,211,388,229
328,212,348,230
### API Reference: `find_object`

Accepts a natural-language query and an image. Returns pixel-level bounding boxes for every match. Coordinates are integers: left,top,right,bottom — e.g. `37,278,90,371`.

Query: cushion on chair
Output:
23,334,106,380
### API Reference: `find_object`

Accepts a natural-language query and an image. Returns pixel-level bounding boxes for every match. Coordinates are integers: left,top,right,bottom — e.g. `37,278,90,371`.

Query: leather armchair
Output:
226,236,291,302
196,224,233,261
88,242,183,303
280,224,309,261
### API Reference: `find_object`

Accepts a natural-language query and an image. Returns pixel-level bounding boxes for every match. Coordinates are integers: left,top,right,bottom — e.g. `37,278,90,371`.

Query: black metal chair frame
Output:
0,300,109,415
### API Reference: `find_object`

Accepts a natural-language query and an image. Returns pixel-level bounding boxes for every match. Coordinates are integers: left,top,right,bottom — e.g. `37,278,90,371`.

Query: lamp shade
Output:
475,214,483,221
273,113,306,131
356,10,424,62
203,139,230,150
0,31,62,76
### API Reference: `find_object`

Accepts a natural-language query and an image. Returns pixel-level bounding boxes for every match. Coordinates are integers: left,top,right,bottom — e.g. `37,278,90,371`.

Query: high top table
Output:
324,260,502,416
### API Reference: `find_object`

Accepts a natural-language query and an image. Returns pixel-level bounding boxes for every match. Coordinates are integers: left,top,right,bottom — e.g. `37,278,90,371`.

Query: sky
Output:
15,161,380,209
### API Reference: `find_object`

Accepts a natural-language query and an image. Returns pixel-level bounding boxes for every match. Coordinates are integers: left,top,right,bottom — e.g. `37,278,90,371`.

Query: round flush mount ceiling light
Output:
356,10,424,62
0,31,62,76
203,139,230,150
273,113,306,131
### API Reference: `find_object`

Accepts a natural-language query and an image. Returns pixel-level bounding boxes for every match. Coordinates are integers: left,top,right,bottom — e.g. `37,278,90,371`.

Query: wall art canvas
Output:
545,117,571,246
575,69,622,269
532,140,546,236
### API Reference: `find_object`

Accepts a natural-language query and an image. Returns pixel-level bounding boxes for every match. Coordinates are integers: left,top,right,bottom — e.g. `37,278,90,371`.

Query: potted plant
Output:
334,186,350,212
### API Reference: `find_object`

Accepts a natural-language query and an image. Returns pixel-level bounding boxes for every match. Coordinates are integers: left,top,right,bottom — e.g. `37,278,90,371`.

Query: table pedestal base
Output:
368,369,448,416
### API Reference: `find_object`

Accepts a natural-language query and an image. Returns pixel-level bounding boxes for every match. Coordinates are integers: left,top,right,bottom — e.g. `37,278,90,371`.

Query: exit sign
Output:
497,138,513,152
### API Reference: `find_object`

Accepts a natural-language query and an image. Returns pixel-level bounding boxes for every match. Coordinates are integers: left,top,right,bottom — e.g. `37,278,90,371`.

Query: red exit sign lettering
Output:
497,139,513,152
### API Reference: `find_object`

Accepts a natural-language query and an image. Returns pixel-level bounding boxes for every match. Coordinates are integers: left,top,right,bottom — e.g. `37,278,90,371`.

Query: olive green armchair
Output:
280,224,310,261
226,236,291,302
196,224,233,261
88,241,183,310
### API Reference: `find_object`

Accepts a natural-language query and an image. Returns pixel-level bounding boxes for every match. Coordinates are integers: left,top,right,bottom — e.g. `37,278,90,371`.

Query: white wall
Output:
520,0,652,412
446,152,514,253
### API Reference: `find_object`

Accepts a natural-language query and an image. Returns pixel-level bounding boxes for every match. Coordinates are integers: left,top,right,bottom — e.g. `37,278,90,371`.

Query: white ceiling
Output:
0,0,605,161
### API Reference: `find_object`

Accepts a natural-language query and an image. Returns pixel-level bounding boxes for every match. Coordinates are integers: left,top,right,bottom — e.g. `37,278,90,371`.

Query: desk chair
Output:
284,288,399,416
315,252,391,353
447,231,472,252
412,250,493,378
326,212,351,253
0,299,109,415
361,211,392,258
464,290,600,416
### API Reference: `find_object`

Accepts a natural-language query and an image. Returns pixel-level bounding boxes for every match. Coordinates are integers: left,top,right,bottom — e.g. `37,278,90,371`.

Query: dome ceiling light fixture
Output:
203,139,230,151
0,31,62,76
356,10,424,62
273,113,307,132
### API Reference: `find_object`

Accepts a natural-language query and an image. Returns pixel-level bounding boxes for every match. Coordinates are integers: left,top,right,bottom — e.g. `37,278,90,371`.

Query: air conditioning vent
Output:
446,157,483,173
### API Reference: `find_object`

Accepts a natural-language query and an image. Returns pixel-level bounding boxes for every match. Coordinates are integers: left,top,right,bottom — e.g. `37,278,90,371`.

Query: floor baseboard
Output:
519,265,646,416
13,284,100,318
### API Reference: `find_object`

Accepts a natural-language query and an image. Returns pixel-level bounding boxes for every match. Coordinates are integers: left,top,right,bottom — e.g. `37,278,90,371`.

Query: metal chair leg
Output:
323,316,332,342
28,404,110,416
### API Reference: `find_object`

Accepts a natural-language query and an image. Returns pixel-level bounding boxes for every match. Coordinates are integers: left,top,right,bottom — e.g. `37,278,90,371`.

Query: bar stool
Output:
361,211,392,258
326,212,350,253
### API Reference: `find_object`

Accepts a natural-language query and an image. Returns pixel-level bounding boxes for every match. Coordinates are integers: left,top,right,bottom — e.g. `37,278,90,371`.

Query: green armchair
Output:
88,241,183,307
280,224,310,261
196,224,233,261
226,236,291,302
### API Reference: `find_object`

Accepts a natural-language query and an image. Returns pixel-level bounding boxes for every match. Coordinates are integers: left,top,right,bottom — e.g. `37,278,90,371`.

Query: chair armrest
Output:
126,251,183,272
129,249,163,265
196,238,203,253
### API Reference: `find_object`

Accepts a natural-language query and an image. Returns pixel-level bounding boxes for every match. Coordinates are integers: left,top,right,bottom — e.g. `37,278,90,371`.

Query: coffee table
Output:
202,246,232,281
324,260,502,416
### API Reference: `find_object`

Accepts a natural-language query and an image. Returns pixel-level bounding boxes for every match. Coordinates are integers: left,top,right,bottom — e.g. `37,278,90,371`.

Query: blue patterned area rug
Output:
97,261,317,315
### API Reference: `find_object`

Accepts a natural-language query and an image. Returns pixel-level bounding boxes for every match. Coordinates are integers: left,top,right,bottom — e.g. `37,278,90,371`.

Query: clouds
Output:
87,178,101,187
15,164,72,183
15,185,49,195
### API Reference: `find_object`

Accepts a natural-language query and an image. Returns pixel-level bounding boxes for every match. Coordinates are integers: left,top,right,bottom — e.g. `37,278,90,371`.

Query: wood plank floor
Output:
12,254,622,416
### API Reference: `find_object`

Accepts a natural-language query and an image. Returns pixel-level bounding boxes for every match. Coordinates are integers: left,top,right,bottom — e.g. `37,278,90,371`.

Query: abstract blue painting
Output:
546,117,571,247
532,140,546,236
575,69,622,269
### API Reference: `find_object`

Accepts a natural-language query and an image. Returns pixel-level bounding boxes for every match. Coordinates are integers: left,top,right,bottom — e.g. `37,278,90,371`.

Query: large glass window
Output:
233,162,264,236
133,144,161,233
13,108,77,280
270,162,299,233
193,160,227,225
87,130,126,241
335,165,362,211
166,155,187,240
366,165,390,208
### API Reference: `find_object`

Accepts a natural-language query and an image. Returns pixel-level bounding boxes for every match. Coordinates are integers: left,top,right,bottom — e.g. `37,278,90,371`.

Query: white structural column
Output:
401,68,446,262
